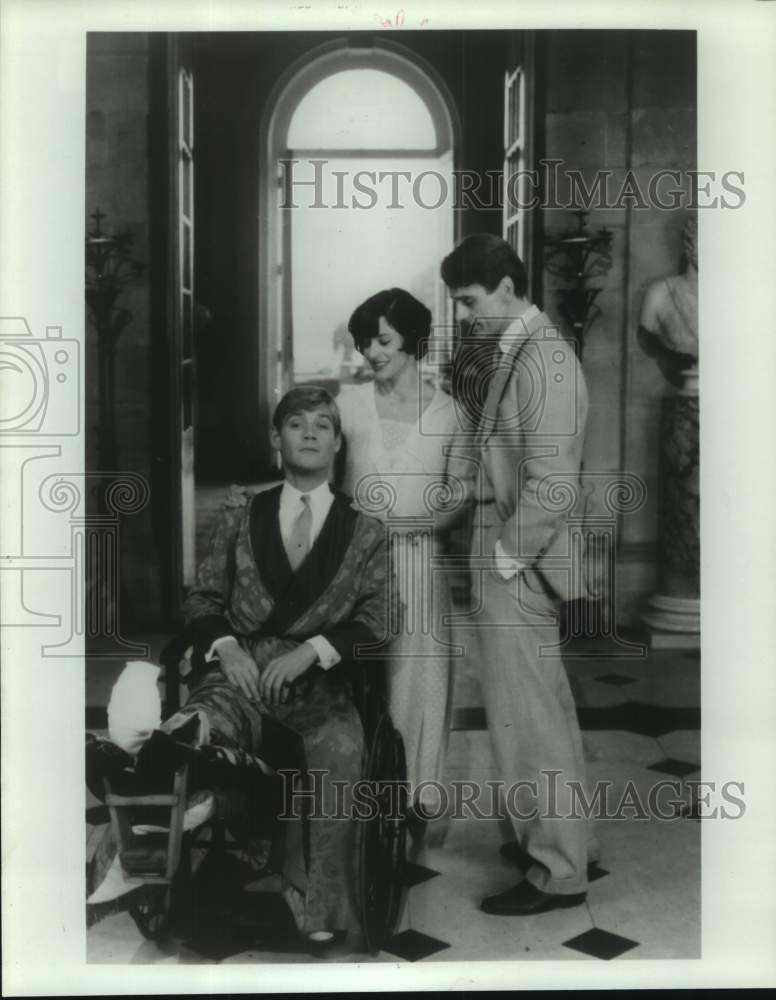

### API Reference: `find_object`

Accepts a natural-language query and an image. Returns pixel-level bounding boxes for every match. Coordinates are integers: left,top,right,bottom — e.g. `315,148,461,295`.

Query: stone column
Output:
642,366,700,647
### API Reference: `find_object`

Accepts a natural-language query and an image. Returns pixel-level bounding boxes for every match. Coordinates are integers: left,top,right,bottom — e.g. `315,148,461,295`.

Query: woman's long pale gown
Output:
337,382,469,807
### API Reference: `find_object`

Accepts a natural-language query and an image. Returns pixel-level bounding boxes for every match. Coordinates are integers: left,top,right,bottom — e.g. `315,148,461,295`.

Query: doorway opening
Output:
261,40,459,419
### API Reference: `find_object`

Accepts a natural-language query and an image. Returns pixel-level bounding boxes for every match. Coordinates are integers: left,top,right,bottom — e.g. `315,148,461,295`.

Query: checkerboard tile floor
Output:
86,635,700,964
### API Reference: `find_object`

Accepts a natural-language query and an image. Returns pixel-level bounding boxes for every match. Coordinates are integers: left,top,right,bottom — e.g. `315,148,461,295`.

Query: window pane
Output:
287,69,437,149
290,155,453,382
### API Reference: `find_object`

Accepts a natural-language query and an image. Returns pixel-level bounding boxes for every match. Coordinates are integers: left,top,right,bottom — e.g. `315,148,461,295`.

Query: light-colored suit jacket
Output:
475,308,590,602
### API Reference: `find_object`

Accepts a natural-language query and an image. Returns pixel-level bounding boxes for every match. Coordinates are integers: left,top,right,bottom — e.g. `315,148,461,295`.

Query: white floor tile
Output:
86,635,701,964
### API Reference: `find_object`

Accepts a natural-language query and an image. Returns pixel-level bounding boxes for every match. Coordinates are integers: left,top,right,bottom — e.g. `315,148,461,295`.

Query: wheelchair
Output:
96,633,408,956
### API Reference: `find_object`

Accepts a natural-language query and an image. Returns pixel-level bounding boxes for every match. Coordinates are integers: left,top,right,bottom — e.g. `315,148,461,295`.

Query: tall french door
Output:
176,49,196,588
151,34,197,621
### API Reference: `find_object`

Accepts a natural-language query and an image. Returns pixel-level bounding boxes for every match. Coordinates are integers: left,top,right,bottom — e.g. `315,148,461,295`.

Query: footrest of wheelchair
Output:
120,834,171,877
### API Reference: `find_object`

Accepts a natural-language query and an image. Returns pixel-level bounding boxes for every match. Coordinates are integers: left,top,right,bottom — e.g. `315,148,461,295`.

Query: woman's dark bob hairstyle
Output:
348,288,432,361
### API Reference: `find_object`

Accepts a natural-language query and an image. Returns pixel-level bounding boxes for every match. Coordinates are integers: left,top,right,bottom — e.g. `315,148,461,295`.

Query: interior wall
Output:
85,32,162,627
540,29,696,625
193,30,507,481
85,29,696,630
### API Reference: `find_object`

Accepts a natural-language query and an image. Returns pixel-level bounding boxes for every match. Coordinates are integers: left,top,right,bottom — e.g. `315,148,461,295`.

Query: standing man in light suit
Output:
441,234,595,915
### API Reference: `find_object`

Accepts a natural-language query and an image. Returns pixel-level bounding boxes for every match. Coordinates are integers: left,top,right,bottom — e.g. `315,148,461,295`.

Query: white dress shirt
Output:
493,306,541,580
277,479,334,552
209,479,342,670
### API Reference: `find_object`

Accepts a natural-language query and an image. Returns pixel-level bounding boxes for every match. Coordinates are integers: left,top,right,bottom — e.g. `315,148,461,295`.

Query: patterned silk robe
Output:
180,484,395,943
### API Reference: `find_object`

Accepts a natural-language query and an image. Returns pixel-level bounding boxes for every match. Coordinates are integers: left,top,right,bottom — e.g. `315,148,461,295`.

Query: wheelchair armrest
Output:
349,660,387,744
159,635,184,717
159,632,191,672
159,632,203,717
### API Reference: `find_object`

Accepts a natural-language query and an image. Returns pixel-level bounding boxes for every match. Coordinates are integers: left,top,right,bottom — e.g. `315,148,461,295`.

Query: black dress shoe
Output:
85,732,137,800
134,728,194,790
480,880,586,916
135,729,283,811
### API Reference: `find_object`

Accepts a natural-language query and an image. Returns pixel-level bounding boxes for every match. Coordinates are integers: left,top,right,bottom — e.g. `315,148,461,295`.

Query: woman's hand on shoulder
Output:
223,484,250,509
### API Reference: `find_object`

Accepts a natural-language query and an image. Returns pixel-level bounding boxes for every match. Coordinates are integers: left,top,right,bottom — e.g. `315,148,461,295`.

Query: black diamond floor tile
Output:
563,927,639,960
182,924,258,961
383,929,450,962
402,861,440,888
647,757,700,778
620,702,700,737
575,705,618,730
594,673,637,686
574,702,700,736
587,862,610,883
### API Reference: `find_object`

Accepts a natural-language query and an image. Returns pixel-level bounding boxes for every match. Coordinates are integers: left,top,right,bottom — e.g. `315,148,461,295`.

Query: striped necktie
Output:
286,494,312,571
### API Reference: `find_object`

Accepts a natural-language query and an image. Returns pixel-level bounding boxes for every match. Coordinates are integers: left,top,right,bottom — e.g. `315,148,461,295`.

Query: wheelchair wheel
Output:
129,885,172,941
358,713,408,954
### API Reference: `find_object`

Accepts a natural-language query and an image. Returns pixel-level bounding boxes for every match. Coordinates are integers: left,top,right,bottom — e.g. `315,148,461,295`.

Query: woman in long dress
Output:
341,288,471,827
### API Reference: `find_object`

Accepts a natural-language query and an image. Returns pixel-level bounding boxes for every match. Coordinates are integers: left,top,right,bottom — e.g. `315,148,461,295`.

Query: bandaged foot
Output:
107,661,274,778
107,661,163,755
101,660,280,836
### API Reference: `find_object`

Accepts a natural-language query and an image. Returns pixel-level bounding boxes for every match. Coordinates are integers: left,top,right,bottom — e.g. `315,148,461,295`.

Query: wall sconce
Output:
543,210,613,358
85,209,144,474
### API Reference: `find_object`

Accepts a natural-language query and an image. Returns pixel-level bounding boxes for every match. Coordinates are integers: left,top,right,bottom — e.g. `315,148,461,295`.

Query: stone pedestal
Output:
642,370,700,648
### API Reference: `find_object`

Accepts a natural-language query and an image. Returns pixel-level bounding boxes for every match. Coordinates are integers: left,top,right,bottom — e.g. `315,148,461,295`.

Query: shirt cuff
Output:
306,634,342,670
494,539,528,580
205,634,239,662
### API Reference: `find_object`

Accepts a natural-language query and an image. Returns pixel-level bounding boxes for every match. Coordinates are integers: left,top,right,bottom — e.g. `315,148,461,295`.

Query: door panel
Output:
177,60,196,587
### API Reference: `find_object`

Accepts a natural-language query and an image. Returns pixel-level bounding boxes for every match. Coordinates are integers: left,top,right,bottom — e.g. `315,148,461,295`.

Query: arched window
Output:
287,68,437,150
261,41,458,404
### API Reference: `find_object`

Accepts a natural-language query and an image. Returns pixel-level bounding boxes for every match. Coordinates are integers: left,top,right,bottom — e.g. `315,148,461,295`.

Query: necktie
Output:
286,494,312,571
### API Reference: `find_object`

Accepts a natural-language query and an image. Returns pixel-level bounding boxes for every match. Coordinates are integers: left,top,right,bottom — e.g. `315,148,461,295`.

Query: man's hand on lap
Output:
261,643,317,705
218,639,261,701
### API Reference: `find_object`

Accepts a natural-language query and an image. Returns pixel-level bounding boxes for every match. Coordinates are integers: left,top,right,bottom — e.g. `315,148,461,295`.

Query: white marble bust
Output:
638,217,698,388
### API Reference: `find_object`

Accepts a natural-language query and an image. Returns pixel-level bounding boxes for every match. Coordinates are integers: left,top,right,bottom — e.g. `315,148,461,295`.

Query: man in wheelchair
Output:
88,386,399,952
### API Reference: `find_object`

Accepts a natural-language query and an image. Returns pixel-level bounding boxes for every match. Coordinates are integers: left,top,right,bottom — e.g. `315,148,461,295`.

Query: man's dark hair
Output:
440,234,528,297
348,287,432,361
272,384,341,437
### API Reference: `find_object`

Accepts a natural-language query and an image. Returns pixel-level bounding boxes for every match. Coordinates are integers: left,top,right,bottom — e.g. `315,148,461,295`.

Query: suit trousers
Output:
468,510,591,895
